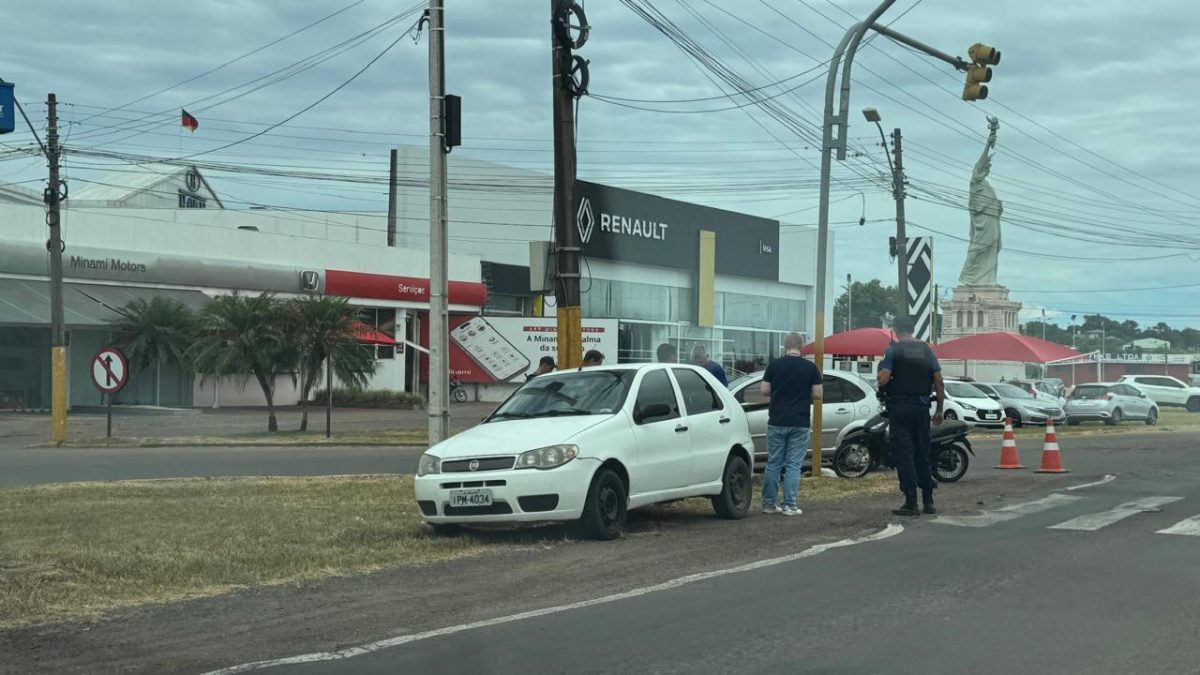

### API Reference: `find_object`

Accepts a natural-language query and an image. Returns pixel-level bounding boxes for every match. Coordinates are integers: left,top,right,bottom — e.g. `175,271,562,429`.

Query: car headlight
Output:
417,454,441,476
515,444,579,470
959,402,977,411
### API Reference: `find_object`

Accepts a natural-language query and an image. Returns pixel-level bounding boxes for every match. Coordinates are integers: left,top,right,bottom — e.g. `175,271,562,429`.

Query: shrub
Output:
309,388,425,409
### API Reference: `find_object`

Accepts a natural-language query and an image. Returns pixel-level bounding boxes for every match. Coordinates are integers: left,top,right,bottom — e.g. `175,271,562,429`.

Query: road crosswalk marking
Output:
1157,514,1200,537
1047,496,1183,532
935,494,1082,528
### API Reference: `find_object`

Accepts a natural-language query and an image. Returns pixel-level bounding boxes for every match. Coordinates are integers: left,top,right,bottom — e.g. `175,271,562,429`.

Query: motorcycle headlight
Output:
417,453,441,476
959,402,977,411
515,444,579,470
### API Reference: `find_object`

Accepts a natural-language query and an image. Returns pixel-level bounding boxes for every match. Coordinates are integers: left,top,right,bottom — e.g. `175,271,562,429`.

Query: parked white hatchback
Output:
415,364,754,540
939,380,1006,428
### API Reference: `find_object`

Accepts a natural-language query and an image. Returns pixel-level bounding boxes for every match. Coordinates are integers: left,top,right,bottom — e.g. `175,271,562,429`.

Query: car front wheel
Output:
712,454,752,519
943,410,958,421
1187,397,1200,413
578,468,627,540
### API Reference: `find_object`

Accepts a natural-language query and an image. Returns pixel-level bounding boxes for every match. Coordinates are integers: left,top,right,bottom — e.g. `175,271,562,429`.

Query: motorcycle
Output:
831,402,975,482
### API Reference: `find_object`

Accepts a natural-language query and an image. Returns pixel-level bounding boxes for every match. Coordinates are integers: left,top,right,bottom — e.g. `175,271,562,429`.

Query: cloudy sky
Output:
3,0,1199,329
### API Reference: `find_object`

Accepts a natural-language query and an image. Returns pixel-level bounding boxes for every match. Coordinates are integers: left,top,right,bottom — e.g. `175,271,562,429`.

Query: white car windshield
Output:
489,370,636,420
946,382,988,399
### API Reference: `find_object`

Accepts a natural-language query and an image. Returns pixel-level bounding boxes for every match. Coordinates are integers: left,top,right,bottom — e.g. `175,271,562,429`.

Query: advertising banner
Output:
435,315,619,383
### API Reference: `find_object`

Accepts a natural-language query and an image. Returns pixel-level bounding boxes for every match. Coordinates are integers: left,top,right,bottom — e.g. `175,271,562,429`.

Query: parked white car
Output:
415,364,754,540
1116,375,1200,412
728,369,879,465
939,380,1005,428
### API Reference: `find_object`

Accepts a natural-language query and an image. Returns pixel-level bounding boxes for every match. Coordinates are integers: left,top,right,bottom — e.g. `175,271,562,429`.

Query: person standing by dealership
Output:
656,343,677,363
877,315,945,517
691,345,728,386
759,332,822,516
526,356,556,381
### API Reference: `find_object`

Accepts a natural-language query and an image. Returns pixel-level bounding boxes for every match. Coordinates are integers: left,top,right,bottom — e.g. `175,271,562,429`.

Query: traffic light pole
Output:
814,0,987,473
551,0,582,370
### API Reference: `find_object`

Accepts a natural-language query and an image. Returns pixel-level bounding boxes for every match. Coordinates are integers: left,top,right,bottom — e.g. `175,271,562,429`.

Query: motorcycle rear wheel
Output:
934,444,970,483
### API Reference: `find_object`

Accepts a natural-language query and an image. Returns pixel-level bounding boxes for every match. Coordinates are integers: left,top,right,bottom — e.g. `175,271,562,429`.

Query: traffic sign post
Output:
91,347,128,438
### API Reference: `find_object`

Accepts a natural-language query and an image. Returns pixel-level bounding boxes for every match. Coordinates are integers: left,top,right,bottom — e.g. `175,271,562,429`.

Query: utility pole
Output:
46,93,67,446
386,148,398,248
427,0,450,445
551,0,587,370
891,127,908,319
845,273,853,331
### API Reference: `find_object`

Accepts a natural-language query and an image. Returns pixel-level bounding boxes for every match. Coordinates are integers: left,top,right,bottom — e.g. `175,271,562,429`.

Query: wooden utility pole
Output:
46,93,67,446
551,0,583,369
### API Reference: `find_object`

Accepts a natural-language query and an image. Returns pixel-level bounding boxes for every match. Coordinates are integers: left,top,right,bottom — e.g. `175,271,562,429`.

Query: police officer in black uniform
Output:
877,315,946,517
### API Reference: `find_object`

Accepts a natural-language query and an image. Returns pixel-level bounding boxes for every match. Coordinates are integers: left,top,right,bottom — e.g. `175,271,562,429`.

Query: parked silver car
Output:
973,381,1065,427
728,369,880,466
1064,382,1159,426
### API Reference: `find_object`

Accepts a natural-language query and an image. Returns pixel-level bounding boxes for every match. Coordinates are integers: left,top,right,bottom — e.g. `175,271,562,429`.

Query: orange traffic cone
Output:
1035,418,1069,473
995,417,1025,469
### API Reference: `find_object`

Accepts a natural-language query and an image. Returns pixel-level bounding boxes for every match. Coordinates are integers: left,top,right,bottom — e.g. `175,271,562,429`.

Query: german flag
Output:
181,109,199,133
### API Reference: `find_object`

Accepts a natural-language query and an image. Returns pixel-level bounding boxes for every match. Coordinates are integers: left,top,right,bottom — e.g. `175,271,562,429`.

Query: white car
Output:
939,380,1005,428
1116,375,1200,412
728,369,880,465
415,364,754,540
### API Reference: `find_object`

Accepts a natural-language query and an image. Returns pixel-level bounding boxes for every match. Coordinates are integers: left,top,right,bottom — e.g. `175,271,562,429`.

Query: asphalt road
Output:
0,445,425,486
248,432,1200,675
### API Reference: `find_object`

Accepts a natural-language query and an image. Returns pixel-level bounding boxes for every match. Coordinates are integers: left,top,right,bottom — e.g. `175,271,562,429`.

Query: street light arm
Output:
873,120,895,178
837,1,898,157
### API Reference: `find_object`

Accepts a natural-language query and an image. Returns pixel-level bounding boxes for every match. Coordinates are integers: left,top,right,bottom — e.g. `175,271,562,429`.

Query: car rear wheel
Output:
712,454,752,519
578,468,627,540
1106,408,1123,426
1145,407,1158,425
1187,397,1200,413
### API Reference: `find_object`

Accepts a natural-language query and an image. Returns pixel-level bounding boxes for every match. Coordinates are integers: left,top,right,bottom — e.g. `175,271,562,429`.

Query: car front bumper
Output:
414,458,596,524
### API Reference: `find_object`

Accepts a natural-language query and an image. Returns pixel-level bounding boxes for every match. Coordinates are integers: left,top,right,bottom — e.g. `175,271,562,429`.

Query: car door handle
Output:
719,416,731,424
675,424,689,433
835,407,850,413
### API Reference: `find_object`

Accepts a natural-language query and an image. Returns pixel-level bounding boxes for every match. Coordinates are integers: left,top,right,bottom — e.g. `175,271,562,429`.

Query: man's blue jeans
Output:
762,425,811,509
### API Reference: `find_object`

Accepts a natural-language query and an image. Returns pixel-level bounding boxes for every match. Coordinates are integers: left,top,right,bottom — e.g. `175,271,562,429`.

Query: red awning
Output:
801,327,897,357
352,321,397,345
933,332,1080,364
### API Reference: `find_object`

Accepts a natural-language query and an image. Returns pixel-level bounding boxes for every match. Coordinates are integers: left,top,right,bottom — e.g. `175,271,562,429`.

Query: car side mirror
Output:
636,402,671,423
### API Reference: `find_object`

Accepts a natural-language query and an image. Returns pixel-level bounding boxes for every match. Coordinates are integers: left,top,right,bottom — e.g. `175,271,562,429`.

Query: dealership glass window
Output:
484,294,525,316
357,307,397,360
583,279,693,324
716,292,804,333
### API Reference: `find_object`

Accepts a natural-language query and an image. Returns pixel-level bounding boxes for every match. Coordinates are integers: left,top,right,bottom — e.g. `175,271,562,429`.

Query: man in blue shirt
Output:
691,345,728,386
877,315,946,517
759,332,823,516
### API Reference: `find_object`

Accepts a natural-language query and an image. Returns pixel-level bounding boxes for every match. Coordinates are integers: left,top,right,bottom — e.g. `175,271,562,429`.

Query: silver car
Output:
728,369,880,466
1064,382,1159,426
973,381,1065,427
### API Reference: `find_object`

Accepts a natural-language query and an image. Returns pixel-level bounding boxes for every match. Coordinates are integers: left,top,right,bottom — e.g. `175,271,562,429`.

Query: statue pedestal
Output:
939,285,1022,341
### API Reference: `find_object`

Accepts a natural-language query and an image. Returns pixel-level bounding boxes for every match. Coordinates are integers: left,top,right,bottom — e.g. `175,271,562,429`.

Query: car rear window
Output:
1072,385,1110,399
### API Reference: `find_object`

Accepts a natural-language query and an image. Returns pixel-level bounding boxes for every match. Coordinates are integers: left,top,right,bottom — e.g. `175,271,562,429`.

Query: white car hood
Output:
429,415,614,459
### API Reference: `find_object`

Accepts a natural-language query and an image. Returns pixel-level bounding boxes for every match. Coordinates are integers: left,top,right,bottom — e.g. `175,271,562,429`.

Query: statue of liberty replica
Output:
940,116,1022,340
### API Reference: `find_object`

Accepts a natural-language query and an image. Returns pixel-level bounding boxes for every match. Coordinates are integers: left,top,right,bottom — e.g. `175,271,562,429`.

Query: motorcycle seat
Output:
932,419,970,440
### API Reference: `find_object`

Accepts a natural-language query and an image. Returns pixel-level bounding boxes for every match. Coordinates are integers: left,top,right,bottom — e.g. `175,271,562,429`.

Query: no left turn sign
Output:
91,347,128,395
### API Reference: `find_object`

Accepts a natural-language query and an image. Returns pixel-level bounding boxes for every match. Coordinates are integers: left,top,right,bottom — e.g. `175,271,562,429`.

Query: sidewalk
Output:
0,403,497,449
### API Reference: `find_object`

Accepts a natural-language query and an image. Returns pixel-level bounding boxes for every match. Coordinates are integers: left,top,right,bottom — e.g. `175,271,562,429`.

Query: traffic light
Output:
963,43,1001,101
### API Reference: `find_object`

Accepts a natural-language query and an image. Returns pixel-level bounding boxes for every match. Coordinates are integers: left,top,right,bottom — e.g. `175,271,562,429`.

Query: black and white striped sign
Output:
906,237,933,342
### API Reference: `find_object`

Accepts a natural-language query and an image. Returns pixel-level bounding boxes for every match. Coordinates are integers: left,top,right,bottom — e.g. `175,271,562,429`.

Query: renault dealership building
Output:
0,153,827,408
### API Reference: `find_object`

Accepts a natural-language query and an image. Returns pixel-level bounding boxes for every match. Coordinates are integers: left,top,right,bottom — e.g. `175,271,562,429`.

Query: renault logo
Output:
577,197,595,244
468,459,480,472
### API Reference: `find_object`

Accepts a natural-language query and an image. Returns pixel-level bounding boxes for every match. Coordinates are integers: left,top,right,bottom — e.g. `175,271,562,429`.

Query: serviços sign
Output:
574,180,780,281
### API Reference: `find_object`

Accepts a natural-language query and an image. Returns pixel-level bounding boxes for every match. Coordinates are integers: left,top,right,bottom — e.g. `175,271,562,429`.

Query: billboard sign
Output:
433,315,619,383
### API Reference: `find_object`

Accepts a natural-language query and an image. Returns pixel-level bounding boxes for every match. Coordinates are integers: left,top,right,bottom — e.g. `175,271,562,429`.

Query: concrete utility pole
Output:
891,127,908,317
387,148,399,248
551,0,584,370
46,93,67,446
427,0,450,444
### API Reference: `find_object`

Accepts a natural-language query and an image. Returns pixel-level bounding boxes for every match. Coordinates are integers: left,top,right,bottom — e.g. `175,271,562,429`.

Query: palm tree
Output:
289,296,377,432
191,293,297,432
112,296,199,406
